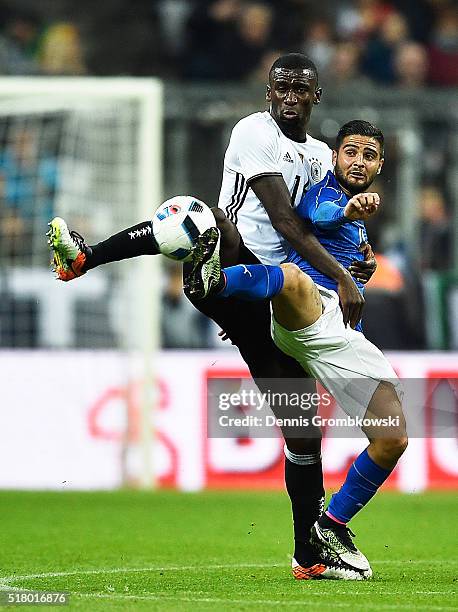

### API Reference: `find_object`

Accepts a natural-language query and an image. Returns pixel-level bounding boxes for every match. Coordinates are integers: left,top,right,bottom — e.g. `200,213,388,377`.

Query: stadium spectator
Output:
237,2,273,52
335,0,395,42
3,9,41,59
393,41,429,87
182,0,242,79
249,48,285,83
301,18,335,73
267,0,308,51
183,1,273,81
418,184,452,271
362,11,410,83
322,41,372,89
393,0,435,43
427,3,458,86
362,193,426,351
0,8,41,75
38,23,87,75
158,0,195,62
361,252,406,349
79,1,166,76
364,250,426,349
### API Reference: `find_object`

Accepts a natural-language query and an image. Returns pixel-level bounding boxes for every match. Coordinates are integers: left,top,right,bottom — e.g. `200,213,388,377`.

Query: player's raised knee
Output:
280,263,314,293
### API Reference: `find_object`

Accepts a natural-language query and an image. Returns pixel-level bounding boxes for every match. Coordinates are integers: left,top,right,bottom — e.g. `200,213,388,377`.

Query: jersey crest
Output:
310,158,323,183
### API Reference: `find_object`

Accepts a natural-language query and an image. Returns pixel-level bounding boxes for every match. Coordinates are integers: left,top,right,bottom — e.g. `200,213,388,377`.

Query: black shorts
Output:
184,241,305,380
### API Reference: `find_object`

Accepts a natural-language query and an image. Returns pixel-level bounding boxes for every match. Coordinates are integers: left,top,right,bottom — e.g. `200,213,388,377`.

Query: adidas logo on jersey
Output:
283,152,293,163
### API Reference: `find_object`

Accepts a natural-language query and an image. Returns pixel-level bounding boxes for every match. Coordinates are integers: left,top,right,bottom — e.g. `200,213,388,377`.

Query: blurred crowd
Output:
0,0,457,86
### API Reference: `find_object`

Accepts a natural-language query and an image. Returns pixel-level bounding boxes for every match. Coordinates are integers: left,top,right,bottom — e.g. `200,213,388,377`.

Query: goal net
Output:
0,77,162,348
0,78,163,486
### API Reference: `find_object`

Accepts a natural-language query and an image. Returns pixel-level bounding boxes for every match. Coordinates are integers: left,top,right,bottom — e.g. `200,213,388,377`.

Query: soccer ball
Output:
152,196,216,262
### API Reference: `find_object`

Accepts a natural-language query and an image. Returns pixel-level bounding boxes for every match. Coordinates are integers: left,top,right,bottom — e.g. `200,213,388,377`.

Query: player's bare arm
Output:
250,174,365,329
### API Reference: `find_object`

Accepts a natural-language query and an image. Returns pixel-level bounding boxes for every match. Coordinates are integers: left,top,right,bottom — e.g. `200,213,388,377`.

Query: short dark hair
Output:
336,120,384,155
269,53,319,84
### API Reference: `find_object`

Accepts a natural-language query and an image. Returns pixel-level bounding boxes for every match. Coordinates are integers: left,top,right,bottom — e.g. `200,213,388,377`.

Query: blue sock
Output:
219,264,284,301
326,448,392,524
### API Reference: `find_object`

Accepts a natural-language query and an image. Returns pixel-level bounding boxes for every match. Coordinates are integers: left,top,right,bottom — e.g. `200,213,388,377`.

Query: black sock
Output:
285,455,325,566
318,513,343,528
84,221,159,271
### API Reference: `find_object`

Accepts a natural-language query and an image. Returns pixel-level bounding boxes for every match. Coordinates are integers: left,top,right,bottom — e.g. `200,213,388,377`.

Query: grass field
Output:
0,490,456,611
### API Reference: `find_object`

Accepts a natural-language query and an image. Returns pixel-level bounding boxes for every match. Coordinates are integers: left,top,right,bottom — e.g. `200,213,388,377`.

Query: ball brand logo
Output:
156,204,181,221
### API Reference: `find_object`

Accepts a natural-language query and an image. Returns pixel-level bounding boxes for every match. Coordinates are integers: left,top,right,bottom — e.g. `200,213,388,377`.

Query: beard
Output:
335,165,372,195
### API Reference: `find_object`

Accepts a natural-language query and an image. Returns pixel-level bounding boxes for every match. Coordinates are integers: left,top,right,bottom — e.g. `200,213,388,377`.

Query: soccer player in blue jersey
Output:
187,120,408,578
286,125,374,333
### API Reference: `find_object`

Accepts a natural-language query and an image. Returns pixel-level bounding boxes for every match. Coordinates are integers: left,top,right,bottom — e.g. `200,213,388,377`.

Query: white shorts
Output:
271,285,402,419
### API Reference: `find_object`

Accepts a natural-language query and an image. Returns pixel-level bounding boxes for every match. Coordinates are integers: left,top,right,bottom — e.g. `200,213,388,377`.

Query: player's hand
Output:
344,193,380,221
337,271,365,328
348,242,377,284
218,329,231,343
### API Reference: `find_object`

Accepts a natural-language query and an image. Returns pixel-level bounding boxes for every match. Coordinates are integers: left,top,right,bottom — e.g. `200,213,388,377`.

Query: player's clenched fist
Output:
344,193,380,221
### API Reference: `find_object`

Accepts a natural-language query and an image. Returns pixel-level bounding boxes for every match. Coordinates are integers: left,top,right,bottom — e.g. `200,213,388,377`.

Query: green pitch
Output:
0,490,456,611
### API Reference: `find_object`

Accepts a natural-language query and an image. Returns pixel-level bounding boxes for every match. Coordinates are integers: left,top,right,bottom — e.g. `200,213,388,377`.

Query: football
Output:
152,196,216,262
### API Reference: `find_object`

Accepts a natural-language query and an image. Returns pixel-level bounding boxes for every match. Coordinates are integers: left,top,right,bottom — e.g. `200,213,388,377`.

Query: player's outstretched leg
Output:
311,383,407,577
48,207,236,282
47,216,160,281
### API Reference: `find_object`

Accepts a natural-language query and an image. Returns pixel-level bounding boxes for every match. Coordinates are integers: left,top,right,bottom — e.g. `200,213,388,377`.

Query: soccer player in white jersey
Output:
186,120,408,579
48,54,377,580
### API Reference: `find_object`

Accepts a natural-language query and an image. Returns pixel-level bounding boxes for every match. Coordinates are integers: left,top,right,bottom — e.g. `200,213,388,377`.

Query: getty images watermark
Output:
207,377,458,438
216,388,400,432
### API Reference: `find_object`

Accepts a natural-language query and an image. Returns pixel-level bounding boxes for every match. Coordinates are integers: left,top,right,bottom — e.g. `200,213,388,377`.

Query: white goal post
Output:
0,77,163,488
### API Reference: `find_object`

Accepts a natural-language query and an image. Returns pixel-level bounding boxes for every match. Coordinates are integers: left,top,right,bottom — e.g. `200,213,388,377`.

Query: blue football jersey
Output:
287,170,368,329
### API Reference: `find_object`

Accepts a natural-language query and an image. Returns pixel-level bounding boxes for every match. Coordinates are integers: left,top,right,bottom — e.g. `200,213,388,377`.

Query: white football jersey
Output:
218,111,333,265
